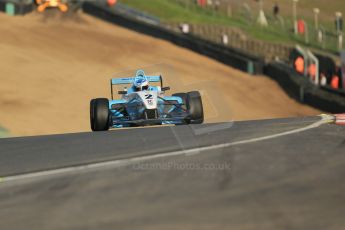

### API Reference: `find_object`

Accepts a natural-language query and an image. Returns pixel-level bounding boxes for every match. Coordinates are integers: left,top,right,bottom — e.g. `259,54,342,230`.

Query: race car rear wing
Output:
110,75,163,100
111,76,162,85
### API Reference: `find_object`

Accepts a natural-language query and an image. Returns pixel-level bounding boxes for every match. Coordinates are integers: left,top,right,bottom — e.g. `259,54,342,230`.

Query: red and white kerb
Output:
335,114,345,126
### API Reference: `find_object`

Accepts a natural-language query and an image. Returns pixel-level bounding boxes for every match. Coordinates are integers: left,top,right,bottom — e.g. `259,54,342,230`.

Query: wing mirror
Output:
162,86,170,91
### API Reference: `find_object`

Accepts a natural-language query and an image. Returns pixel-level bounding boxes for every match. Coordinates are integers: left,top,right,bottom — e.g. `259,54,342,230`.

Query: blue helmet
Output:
133,70,149,91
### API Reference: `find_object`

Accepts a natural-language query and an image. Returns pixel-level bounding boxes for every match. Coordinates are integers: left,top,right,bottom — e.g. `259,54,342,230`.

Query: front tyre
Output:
186,91,204,124
90,98,110,131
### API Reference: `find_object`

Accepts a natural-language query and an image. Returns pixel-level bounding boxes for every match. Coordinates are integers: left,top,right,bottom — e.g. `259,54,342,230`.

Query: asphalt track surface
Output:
0,116,345,229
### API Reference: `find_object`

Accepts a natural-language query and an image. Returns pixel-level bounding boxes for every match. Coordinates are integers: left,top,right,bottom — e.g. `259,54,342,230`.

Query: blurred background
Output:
1,0,345,137
120,0,345,56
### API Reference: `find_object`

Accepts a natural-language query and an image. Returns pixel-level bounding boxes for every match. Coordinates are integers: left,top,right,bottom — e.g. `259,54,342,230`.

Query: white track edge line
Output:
0,115,334,184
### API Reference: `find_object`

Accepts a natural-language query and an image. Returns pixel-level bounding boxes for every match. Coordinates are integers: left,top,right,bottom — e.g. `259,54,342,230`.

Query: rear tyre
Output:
186,91,204,124
90,98,110,131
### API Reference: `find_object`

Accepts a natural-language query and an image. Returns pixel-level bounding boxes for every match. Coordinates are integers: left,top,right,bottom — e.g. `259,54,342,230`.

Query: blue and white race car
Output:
90,70,204,131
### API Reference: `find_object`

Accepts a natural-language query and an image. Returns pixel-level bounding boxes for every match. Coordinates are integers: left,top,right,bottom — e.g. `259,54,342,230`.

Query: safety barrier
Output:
82,2,264,75
114,3,160,25
265,62,345,113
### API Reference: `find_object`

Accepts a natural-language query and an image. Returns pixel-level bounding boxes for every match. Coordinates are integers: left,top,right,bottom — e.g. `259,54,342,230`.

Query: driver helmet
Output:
133,70,149,91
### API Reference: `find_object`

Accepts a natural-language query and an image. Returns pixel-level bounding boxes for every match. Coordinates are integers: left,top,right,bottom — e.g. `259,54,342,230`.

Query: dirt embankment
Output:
0,12,319,137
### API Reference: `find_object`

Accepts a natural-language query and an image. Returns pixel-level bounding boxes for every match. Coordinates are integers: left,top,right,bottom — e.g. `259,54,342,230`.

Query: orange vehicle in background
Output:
35,0,117,13
36,0,68,12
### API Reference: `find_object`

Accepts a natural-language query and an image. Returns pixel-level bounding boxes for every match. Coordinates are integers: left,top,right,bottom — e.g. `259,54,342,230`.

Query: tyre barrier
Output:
264,62,345,113
82,2,264,75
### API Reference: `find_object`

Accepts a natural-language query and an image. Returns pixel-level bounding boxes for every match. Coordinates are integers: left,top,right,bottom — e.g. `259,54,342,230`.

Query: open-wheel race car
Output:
90,70,204,131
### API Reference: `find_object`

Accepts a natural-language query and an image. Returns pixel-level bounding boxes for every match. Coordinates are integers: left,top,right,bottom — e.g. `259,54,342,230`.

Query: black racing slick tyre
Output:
90,98,110,131
186,91,204,124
